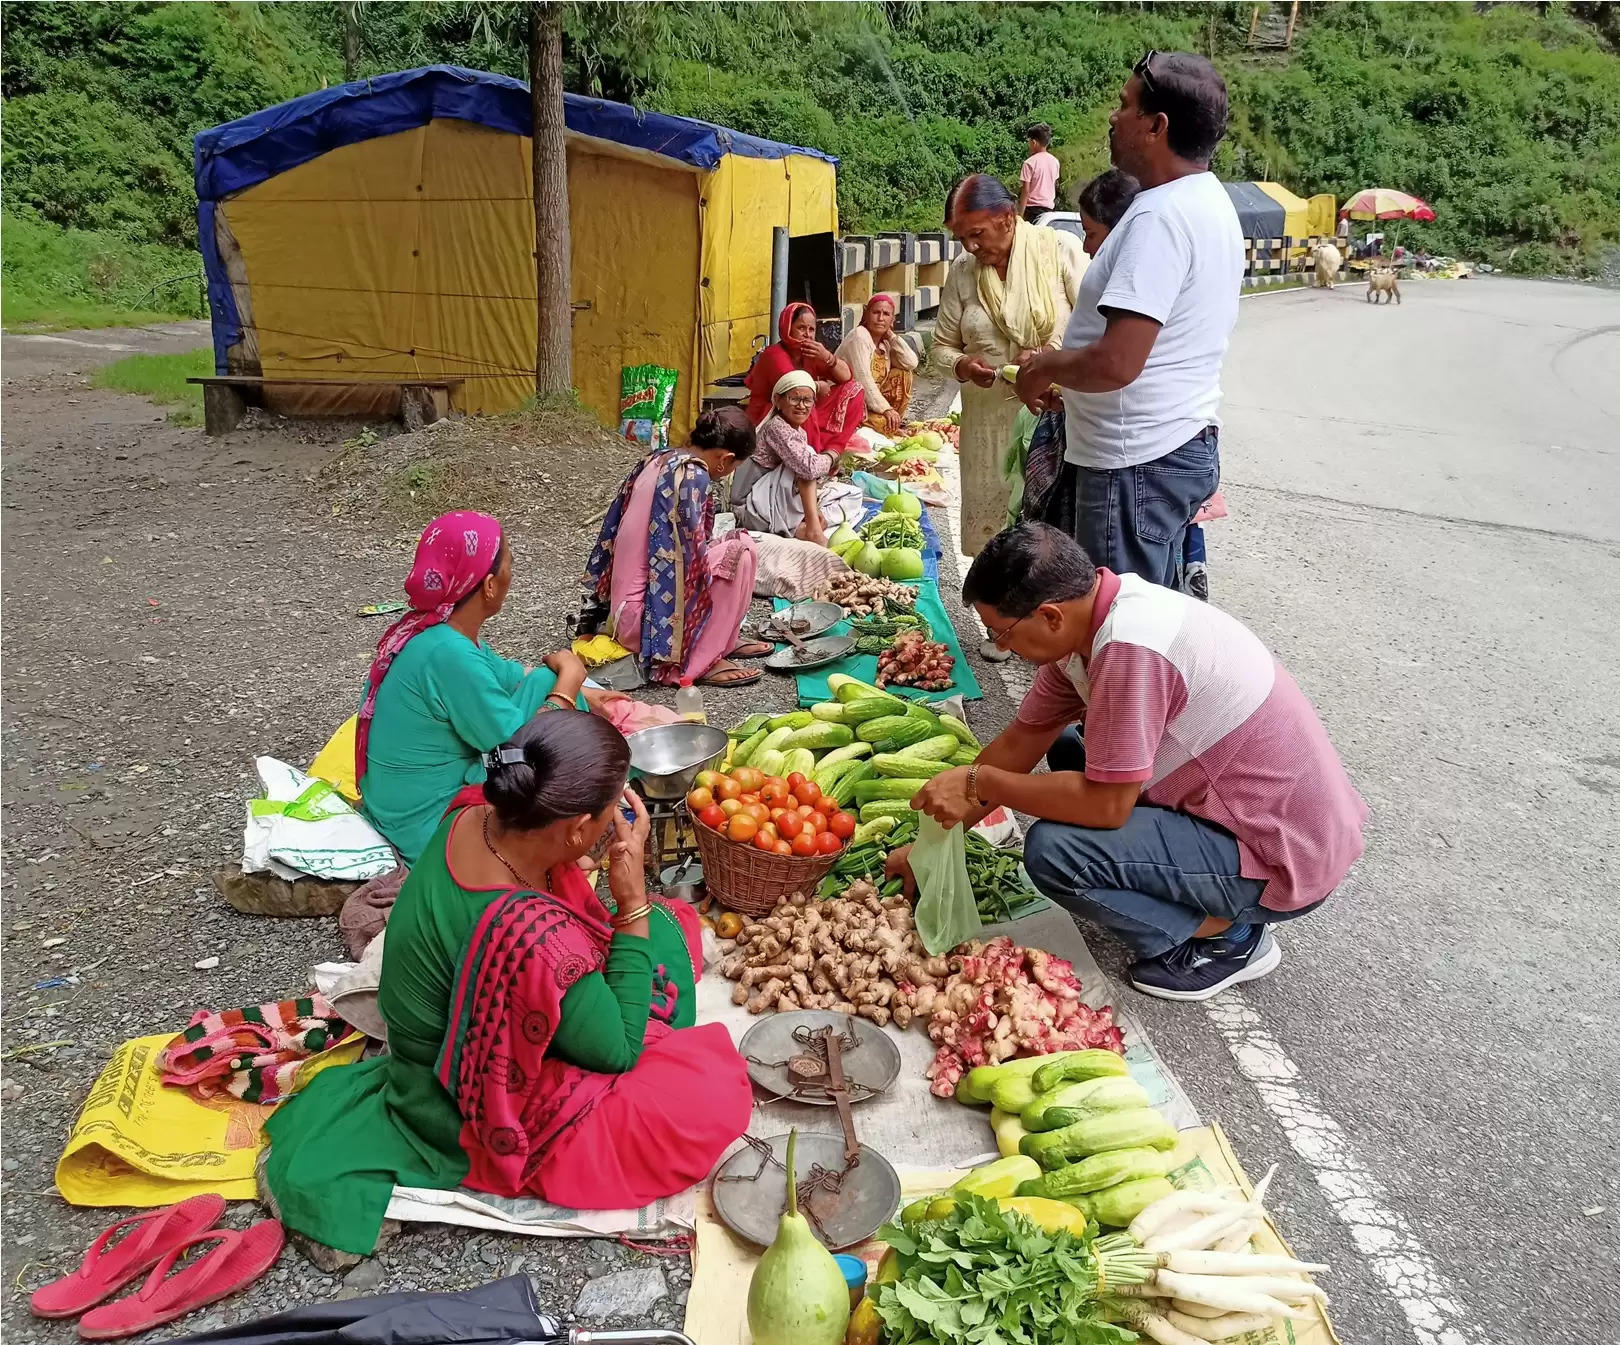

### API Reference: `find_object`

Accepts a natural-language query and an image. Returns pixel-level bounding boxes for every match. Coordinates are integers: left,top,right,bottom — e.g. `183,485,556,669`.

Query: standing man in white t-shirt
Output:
1016,52,1243,588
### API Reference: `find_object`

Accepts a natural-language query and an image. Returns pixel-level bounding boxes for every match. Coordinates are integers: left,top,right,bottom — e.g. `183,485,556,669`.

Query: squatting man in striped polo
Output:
886,523,1367,1001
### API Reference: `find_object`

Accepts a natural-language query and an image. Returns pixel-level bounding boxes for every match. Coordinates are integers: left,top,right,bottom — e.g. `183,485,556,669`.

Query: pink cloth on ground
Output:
609,458,757,678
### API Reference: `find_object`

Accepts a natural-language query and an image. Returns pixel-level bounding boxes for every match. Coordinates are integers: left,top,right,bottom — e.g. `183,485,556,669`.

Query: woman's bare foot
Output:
730,640,775,659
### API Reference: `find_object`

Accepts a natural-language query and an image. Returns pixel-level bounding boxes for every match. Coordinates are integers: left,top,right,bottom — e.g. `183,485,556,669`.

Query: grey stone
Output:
477,1241,503,1267
341,1260,387,1295
571,1267,666,1321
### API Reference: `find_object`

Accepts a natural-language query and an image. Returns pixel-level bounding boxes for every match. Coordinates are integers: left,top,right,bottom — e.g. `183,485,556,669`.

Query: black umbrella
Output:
164,1276,693,1345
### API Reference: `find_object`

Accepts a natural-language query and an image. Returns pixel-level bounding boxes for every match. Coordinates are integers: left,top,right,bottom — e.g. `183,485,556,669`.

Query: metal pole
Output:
770,226,790,337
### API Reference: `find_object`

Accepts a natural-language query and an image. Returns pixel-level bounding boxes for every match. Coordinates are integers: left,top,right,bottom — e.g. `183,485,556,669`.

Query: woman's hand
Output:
607,788,650,920
798,337,835,366
583,685,628,716
544,649,588,697
815,378,834,400
882,406,904,435
956,356,999,389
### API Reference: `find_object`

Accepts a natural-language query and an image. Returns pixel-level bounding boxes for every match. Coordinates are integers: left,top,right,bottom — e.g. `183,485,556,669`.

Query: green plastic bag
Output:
911,814,983,955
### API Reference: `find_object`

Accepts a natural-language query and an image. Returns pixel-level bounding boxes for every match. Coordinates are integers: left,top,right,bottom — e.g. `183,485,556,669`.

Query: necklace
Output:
482,810,543,891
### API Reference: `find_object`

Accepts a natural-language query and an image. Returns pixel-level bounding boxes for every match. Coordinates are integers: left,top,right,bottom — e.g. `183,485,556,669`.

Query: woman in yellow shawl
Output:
933,175,1086,592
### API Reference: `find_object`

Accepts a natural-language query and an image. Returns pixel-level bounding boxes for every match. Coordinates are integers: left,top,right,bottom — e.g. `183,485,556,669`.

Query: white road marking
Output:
1207,992,1482,1345
934,416,1480,1345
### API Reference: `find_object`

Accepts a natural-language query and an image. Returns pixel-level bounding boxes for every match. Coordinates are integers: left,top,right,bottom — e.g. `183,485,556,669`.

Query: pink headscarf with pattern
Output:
355,510,504,782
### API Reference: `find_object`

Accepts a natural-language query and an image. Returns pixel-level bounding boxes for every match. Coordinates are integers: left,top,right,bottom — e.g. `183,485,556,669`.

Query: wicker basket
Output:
692,816,841,917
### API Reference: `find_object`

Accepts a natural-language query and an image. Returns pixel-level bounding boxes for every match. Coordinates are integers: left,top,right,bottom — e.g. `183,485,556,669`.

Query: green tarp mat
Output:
772,579,983,707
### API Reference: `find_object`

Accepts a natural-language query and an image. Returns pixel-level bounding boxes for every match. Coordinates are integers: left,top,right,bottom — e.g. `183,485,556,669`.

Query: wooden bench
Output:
186,376,465,436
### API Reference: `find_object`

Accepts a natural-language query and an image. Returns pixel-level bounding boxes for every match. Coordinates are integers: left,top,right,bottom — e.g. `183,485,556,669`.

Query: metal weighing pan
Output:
763,601,845,643
764,634,856,673
739,1011,902,1105
711,1132,901,1250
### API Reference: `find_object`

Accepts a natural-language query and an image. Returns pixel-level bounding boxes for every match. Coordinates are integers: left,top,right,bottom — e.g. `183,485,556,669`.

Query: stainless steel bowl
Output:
624,723,730,800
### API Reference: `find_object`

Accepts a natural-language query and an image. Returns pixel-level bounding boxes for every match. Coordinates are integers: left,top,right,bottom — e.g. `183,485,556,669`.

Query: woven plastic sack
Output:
911,815,983,955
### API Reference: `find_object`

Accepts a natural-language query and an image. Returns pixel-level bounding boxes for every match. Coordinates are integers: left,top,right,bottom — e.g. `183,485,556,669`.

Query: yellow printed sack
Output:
56,1032,363,1207
308,716,361,803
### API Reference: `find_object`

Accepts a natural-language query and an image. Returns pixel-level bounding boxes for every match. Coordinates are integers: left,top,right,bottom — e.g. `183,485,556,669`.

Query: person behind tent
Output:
835,293,919,437
583,406,772,690
264,709,753,1258
743,301,867,455
730,370,866,547
356,511,629,866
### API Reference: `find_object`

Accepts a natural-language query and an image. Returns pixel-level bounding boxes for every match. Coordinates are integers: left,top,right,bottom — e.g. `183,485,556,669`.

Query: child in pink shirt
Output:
1019,123,1061,223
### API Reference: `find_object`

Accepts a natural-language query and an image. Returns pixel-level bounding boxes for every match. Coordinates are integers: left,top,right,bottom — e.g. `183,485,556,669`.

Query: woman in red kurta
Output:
744,302,866,454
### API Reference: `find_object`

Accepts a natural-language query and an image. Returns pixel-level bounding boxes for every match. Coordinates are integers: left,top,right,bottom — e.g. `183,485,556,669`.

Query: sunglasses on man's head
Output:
1134,50,1160,98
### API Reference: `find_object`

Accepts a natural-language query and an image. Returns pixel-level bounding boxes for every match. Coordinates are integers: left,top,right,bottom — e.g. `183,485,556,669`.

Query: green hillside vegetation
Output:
3,1,1617,330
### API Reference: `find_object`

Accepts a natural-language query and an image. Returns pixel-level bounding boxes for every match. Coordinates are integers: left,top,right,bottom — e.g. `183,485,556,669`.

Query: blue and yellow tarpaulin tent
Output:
194,65,839,436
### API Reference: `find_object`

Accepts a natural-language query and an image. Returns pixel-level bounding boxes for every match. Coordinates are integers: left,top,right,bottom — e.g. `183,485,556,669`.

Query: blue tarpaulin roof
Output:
194,64,836,203
1222,182,1286,239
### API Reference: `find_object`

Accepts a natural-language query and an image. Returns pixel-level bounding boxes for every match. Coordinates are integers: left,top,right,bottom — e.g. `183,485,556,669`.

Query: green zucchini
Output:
855,778,930,804
858,799,916,823
781,748,816,778
871,754,952,779
768,710,814,731
731,727,770,768
828,761,876,808
728,713,772,740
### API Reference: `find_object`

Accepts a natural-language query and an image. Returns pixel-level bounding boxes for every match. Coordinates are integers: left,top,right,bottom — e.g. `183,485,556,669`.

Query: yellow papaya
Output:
997,1196,1090,1236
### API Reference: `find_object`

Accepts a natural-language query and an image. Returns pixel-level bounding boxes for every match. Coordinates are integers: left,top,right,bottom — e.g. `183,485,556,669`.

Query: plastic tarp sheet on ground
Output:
194,65,839,436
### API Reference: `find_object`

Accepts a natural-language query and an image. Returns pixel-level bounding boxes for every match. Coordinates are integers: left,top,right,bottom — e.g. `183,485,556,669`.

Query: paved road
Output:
1126,278,1619,1344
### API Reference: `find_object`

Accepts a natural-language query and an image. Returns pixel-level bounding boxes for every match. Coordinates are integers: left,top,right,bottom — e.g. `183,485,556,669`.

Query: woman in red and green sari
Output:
263,711,751,1257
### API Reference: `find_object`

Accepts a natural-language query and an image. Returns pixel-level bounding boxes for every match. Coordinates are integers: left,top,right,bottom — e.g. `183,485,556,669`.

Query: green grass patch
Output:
90,349,213,426
3,213,204,332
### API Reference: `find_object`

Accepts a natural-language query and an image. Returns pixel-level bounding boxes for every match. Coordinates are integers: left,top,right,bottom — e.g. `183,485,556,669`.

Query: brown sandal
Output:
698,660,763,688
730,640,775,660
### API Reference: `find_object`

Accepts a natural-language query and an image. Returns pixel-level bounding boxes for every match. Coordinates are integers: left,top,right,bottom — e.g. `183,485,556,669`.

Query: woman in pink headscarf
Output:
356,511,627,865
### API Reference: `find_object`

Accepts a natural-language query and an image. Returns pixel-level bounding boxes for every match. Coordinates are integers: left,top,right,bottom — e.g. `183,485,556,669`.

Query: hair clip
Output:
482,745,527,771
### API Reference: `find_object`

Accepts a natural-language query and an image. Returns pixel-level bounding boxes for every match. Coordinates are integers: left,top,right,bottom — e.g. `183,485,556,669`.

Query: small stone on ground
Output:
571,1267,667,1321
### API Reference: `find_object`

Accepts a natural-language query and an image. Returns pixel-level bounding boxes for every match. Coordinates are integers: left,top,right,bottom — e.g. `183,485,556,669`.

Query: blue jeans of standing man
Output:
1022,729,1314,958
1069,427,1220,587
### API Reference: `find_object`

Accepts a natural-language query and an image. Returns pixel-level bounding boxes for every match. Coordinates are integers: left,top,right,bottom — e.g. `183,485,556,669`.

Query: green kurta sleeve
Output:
549,932,655,1074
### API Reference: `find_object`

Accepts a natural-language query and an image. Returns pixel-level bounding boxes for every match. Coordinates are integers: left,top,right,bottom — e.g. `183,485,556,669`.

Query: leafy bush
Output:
2,211,204,328
3,0,1618,284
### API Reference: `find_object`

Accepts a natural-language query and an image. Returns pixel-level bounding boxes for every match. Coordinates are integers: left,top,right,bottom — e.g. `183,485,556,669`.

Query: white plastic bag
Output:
243,757,396,882
911,815,983,956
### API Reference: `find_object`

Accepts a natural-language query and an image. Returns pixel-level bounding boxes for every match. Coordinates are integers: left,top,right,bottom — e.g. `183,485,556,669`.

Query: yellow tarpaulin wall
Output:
1256,182,1336,240
217,119,837,440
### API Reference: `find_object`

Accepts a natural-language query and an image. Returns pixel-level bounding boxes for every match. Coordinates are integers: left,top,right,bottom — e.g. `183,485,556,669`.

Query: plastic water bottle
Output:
675,677,706,724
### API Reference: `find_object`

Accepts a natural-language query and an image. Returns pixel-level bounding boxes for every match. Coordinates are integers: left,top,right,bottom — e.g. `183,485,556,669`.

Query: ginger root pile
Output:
718,886,1125,1095
718,881,947,1026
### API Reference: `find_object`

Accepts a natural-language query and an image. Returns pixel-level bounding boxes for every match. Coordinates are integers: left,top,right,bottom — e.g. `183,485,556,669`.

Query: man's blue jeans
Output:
1023,729,1303,959
1070,427,1219,587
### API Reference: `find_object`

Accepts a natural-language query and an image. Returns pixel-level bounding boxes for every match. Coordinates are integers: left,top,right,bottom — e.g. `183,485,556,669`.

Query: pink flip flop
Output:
76,1221,285,1341
30,1195,227,1319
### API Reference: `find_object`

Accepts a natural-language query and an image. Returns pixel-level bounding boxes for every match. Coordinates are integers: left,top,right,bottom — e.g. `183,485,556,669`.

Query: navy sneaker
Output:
1129,925,1280,1001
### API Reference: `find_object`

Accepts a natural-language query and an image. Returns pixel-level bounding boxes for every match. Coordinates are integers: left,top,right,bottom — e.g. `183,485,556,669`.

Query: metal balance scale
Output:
622,722,729,893
713,1011,903,1251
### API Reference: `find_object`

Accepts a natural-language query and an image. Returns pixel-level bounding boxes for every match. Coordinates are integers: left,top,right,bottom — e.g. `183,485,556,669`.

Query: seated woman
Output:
357,510,622,866
731,371,866,546
835,293,919,436
584,406,771,689
744,301,867,455
263,710,752,1258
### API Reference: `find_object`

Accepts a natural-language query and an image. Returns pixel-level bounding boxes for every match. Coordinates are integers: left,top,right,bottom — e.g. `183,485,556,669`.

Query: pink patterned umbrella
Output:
1341,188,1436,222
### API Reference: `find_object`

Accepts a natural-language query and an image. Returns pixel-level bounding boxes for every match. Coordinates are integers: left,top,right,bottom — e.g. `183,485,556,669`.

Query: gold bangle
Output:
544,692,575,711
966,764,982,807
612,902,653,928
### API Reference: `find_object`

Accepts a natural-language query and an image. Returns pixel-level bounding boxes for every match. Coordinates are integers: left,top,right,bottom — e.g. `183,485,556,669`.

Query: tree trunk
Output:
530,1,573,398
342,6,360,81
